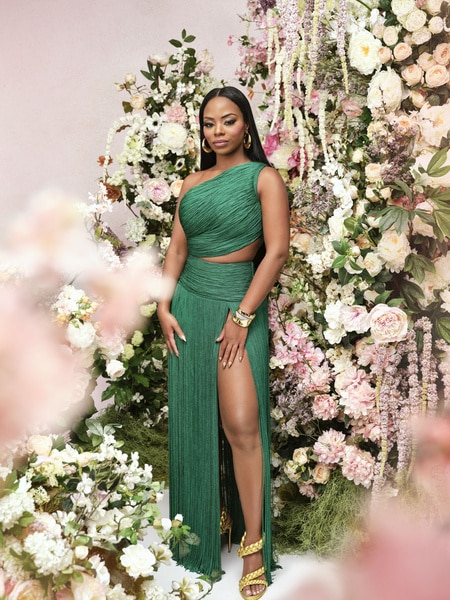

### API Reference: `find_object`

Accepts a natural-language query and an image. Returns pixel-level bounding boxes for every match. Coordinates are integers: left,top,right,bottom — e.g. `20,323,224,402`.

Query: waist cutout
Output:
178,255,254,301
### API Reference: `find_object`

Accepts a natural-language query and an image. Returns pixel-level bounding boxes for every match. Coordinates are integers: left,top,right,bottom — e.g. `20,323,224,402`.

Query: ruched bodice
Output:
179,162,267,257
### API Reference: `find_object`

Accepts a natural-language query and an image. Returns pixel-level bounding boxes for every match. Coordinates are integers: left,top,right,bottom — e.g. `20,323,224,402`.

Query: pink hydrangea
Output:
335,366,376,418
313,429,347,464
341,445,375,488
164,102,188,124
311,394,339,420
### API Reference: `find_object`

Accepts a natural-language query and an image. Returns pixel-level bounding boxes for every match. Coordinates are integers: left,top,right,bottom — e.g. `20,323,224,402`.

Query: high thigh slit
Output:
167,162,274,579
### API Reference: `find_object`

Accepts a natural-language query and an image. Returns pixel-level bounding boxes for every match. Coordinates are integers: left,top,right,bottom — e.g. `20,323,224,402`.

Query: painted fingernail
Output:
222,362,227,368
228,361,232,367
218,356,222,361
180,335,186,342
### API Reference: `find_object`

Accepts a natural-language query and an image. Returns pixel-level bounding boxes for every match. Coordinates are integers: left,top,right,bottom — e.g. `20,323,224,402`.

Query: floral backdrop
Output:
2,2,450,594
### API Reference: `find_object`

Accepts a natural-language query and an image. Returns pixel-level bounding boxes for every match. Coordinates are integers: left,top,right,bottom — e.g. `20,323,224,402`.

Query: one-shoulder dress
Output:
168,161,274,581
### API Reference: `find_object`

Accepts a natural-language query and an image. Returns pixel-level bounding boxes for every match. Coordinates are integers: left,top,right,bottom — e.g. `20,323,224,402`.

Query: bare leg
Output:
218,352,266,597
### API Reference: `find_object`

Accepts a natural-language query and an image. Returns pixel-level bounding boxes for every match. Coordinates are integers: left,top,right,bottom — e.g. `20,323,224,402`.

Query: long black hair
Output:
199,86,270,171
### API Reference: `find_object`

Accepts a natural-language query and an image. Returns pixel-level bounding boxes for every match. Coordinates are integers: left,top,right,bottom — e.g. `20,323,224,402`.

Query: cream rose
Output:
105,359,126,380
367,68,404,113
383,26,400,47
393,42,412,62
403,9,427,32
148,52,169,66
419,102,450,147
312,464,331,485
434,43,450,66
71,575,107,600
362,252,384,276
170,179,184,198
411,27,432,46
365,162,383,182
369,304,409,344
291,231,313,253
293,447,309,466
27,435,53,456
352,148,364,163
349,30,382,75
120,544,156,578
410,89,428,108
425,0,445,14
391,0,416,16
425,64,450,88
428,16,444,34
379,47,393,64
402,64,424,86
129,93,146,110
417,52,436,72
125,72,136,85
67,321,96,349
8,580,46,600
377,228,411,272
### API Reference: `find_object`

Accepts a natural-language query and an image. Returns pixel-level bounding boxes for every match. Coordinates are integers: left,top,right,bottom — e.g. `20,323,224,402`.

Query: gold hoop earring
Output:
243,132,252,150
202,138,213,154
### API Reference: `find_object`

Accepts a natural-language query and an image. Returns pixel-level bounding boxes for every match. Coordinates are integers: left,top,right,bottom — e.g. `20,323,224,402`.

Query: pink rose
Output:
341,98,363,117
402,64,424,86
379,47,393,64
434,43,450,66
393,42,412,62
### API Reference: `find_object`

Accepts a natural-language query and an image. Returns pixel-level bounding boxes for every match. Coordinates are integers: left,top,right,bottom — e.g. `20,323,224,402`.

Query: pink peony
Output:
143,178,172,204
311,394,339,420
314,429,347,464
164,101,188,124
341,445,375,487
369,304,409,344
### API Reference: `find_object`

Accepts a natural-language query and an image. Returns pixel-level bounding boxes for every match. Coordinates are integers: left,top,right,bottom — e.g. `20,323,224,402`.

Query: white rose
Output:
27,435,53,456
383,26,400,46
379,47,393,64
312,464,331,485
434,43,450,66
125,72,136,85
270,144,298,170
402,64,424,86
411,89,428,108
367,68,404,113
349,30,382,75
148,53,170,66
120,544,156,578
391,0,415,17
67,321,96,349
377,228,411,272
425,64,450,88
417,52,436,72
106,359,126,380
365,162,383,182
369,304,409,343
74,546,89,560
352,148,364,163
129,93,146,110
402,9,428,32
393,42,412,62
362,252,384,276
292,447,309,466
411,27,432,46
424,0,445,15
428,16,444,34
412,201,435,237
157,122,188,152
419,102,450,147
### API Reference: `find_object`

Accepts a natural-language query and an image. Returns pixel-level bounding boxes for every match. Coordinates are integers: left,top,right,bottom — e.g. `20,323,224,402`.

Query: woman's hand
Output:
157,307,186,356
216,313,248,368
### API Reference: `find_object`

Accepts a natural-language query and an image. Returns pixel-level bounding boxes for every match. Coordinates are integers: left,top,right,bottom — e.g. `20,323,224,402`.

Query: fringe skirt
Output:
168,255,273,581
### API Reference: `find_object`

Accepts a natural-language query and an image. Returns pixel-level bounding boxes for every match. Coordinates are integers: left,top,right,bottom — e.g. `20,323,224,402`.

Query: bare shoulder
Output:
257,165,288,197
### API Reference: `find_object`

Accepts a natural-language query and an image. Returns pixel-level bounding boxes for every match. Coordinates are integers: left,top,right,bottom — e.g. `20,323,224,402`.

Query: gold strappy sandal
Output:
237,532,267,600
220,507,233,553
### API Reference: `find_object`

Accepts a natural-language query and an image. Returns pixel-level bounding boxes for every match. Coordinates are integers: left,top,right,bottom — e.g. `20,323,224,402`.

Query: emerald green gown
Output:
168,162,274,581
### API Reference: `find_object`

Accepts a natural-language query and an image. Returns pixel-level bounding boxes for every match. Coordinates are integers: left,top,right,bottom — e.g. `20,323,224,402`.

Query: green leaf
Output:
404,253,435,284
435,210,450,239
331,255,347,269
184,35,196,43
392,178,412,200
374,290,392,304
169,38,182,48
71,570,84,583
426,147,448,175
430,166,450,178
436,317,450,343
377,207,409,234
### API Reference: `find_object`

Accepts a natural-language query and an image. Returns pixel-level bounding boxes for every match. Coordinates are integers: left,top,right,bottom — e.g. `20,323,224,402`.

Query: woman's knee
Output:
224,421,261,452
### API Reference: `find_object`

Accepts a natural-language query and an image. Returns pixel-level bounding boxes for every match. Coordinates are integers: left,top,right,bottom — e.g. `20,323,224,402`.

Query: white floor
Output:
147,493,330,600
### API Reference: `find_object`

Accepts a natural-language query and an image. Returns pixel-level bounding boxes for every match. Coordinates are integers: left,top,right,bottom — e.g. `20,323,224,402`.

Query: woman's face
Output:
202,96,247,157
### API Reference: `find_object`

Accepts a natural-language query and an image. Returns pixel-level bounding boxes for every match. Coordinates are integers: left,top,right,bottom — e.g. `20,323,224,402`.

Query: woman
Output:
157,86,289,599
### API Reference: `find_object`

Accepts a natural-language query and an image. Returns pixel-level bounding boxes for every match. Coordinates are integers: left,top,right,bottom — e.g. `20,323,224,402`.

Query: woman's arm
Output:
216,166,290,367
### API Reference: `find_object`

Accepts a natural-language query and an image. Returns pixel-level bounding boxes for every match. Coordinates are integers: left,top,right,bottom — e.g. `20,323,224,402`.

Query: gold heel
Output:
238,532,267,600
220,507,232,553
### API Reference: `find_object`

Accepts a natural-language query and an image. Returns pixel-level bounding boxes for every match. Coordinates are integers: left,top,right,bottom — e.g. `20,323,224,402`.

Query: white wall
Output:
0,0,246,219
